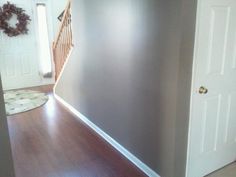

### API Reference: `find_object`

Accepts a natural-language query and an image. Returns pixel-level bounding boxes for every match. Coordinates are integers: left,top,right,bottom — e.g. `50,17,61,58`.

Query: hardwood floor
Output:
7,85,146,177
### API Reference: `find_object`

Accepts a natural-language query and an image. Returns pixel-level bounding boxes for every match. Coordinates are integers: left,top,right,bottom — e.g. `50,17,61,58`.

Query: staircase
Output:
53,0,73,80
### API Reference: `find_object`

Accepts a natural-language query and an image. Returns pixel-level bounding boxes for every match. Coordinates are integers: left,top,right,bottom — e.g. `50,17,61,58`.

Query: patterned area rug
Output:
4,90,48,116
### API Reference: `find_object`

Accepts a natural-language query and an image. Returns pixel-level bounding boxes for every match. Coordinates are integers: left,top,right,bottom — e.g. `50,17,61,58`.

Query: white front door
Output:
0,0,41,90
187,0,236,176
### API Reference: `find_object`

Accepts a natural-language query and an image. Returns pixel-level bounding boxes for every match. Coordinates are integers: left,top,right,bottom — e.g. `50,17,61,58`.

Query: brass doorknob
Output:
199,86,208,94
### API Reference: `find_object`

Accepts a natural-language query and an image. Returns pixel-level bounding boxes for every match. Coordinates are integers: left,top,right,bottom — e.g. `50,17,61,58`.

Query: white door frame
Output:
186,0,202,175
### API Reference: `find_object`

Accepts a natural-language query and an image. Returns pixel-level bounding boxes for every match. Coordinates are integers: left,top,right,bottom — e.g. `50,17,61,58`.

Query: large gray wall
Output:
55,0,197,176
0,77,15,177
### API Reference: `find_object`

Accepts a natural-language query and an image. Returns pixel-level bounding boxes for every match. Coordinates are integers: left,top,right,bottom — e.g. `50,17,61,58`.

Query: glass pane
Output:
37,4,52,77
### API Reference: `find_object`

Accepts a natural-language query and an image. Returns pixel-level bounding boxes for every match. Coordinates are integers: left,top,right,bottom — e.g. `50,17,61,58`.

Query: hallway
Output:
7,86,146,177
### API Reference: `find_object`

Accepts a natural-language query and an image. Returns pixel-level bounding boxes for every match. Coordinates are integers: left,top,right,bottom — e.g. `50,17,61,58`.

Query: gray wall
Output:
0,76,15,177
55,0,197,176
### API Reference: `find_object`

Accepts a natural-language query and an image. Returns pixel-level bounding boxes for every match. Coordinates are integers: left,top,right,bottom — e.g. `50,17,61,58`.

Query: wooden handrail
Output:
53,0,73,80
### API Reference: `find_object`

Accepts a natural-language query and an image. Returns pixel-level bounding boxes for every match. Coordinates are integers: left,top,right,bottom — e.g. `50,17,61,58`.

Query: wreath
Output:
0,2,31,37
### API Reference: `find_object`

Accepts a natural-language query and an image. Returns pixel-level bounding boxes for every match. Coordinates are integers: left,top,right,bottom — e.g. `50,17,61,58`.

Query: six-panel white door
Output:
0,0,41,90
187,0,236,176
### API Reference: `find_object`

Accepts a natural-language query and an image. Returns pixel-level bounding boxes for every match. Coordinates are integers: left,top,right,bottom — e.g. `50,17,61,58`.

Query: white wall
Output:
50,0,67,38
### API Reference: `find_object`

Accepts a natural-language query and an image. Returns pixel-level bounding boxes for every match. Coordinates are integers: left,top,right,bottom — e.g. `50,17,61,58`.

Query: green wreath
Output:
0,2,31,37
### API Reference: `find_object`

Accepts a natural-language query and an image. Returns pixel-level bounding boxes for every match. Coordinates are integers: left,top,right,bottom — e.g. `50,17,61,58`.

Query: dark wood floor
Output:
7,85,146,177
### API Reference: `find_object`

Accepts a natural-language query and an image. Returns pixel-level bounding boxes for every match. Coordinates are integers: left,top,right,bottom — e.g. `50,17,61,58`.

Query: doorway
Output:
0,0,54,90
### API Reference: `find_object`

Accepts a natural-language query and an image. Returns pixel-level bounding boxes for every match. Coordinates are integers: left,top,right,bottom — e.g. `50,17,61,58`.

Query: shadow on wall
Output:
0,77,15,177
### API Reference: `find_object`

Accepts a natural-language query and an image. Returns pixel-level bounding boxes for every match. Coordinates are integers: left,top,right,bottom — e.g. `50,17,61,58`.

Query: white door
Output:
0,0,41,90
187,0,236,176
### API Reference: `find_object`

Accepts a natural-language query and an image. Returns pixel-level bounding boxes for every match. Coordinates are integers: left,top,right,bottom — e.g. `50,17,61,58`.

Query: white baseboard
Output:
54,93,160,177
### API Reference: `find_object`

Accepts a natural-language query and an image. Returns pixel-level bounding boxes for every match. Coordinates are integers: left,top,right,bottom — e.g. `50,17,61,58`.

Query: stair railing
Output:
53,0,73,80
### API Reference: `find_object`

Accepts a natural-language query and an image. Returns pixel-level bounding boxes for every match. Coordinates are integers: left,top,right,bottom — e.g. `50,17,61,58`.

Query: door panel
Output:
201,95,221,153
187,0,236,176
226,92,236,143
206,6,230,75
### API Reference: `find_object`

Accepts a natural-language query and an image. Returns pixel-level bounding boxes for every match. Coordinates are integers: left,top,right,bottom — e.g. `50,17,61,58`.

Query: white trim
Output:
54,93,160,177
3,79,55,91
185,0,201,176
